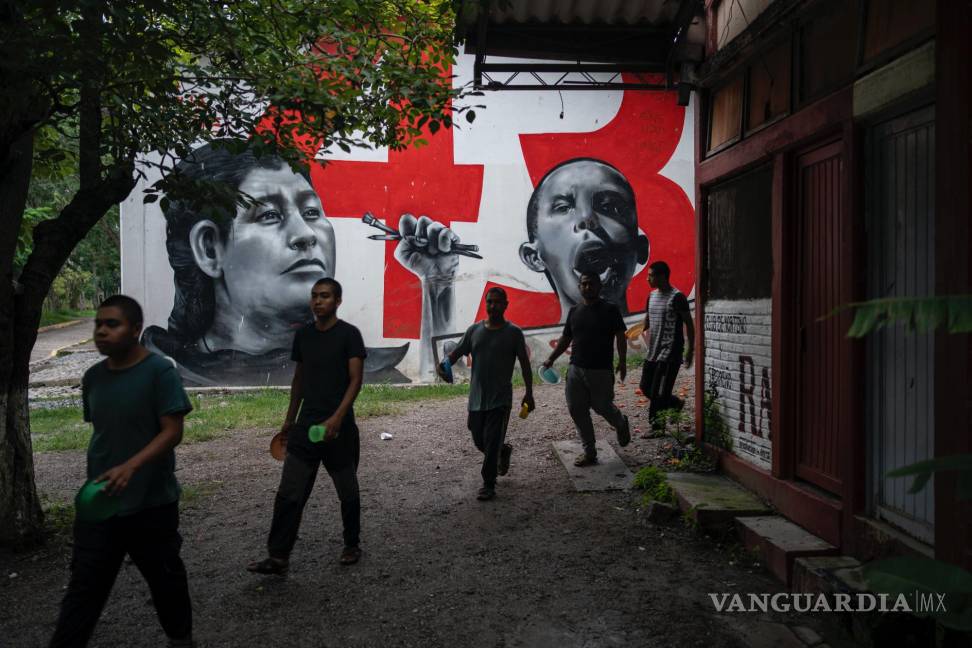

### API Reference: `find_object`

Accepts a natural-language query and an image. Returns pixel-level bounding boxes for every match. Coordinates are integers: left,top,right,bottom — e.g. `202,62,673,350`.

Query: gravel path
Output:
1,372,854,648
29,320,94,366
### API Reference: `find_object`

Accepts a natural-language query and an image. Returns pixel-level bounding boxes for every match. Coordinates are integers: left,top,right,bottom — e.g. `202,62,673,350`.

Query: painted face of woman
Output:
217,165,336,323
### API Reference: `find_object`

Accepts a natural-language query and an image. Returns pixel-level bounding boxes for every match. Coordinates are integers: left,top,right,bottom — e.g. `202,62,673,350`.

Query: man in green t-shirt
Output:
437,287,535,501
49,296,195,648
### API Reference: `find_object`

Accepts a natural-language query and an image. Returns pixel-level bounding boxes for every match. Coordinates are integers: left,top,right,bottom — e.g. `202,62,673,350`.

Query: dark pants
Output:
50,502,192,647
640,360,682,430
267,451,361,558
467,407,511,488
565,365,626,458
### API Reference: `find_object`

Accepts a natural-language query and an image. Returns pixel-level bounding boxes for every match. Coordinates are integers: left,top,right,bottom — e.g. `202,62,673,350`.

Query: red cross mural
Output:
310,108,484,340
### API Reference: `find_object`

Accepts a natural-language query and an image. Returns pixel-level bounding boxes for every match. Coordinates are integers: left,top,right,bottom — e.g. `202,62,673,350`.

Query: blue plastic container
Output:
538,365,561,385
440,357,454,383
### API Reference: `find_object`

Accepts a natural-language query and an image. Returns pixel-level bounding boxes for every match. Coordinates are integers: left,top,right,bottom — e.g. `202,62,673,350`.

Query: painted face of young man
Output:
484,290,509,323
207,165,337,322
520,160,646,309
310,282,341,321
93,306,142,357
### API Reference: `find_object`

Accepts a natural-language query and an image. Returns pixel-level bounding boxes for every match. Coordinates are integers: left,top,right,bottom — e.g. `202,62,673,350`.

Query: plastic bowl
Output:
538,365,561,385
269,432,287,461
625,321,645,340
75,480,120,522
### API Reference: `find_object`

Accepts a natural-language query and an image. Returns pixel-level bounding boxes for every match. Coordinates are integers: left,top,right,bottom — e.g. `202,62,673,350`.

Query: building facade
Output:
692,0,970,570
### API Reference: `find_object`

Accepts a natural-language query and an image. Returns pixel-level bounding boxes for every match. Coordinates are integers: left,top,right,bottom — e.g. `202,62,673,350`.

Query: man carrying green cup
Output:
49,296,195,648
248,277,367,573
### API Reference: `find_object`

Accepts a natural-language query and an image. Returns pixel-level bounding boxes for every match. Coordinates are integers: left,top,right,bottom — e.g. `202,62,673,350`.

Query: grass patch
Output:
632,465,676,506
31,383,471,452
180,480,223,510
39,309,95,328
31,406,89,452
40,495,75,537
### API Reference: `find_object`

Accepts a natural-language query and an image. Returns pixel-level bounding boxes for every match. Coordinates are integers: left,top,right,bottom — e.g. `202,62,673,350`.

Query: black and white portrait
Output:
518,158,650,321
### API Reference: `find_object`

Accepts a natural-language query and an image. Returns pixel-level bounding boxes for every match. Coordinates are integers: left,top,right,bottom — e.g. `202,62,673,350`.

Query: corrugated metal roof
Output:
488,0,679,26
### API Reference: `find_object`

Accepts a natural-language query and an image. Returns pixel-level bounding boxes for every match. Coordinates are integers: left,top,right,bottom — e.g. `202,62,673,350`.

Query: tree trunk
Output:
0,132,44,546
0,0,146,547
0,149,137,547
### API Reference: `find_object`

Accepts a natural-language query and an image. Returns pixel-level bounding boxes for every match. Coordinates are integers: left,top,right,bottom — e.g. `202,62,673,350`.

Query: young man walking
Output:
248,277,367,573
639,261,695,433
542,272,631,466
437,287,534,500
50,296,195,648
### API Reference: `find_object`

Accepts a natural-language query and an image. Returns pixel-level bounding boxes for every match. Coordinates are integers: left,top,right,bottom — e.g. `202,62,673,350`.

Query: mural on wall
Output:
702,299,772,469
122,55,696,385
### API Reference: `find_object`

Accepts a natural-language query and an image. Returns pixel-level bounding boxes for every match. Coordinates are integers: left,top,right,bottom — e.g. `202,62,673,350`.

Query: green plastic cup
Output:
308,424,328,443
75,480,120,522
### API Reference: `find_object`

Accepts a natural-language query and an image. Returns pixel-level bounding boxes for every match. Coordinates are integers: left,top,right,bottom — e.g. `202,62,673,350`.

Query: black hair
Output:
525,158,635,242
313,277,343,299
99,294,144,328
162,140,307,346
485,286,508,301
649,260,671,278
578,271,603,286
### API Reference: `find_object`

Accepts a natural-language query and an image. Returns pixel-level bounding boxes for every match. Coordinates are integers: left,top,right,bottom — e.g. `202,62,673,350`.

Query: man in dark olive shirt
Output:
438,287,535,500
248,277,367,574
50,295,194,648
543,272,631,466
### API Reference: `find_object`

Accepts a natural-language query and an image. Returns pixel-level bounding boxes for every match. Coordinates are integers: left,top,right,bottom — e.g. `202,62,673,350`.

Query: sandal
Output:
340,546,362,565
246,557,289,575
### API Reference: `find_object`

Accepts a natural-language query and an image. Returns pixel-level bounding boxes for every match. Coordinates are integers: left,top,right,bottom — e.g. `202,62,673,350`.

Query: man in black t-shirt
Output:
247,277,367,573
543,273,631,466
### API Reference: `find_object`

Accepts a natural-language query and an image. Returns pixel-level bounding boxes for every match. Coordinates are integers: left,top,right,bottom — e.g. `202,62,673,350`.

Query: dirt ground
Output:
1,370,855,647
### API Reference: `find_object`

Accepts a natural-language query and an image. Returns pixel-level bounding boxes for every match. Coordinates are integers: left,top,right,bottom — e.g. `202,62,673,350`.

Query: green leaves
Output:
825,296,972,337
864,557,972,631
886,454,972,500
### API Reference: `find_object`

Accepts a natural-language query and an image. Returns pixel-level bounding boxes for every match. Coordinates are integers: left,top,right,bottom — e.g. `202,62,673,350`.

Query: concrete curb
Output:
36,318,86,334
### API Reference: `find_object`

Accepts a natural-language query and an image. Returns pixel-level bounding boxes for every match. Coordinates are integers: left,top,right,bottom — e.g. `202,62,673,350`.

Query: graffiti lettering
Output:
739,355,757,437
707,366,733,390
759,367,771,439
704,314,748,334
736,437,772,463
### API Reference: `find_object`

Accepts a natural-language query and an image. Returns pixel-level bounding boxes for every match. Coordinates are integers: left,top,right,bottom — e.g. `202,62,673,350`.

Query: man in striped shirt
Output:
640,261,694,434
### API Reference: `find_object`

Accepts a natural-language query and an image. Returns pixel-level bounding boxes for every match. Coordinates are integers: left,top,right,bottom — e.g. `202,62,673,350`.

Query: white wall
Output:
703,298,772,469
121,54,696,384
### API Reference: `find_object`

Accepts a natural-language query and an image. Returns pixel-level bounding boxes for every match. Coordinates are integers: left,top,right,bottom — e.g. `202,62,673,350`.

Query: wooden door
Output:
866,105,935,542
794,141,847,495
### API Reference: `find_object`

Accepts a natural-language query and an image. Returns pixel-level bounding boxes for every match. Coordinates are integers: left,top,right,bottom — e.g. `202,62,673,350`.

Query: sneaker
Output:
477,486,496,501
573,454,598,467
339,546,362,565
498,443,513,476
617,414,631,447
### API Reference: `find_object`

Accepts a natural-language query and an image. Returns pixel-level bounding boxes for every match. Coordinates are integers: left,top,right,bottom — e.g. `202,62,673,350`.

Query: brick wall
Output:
703,299,772,469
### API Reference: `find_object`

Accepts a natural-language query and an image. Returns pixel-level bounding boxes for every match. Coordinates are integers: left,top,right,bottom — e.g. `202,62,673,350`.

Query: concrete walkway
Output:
29,319,93,365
